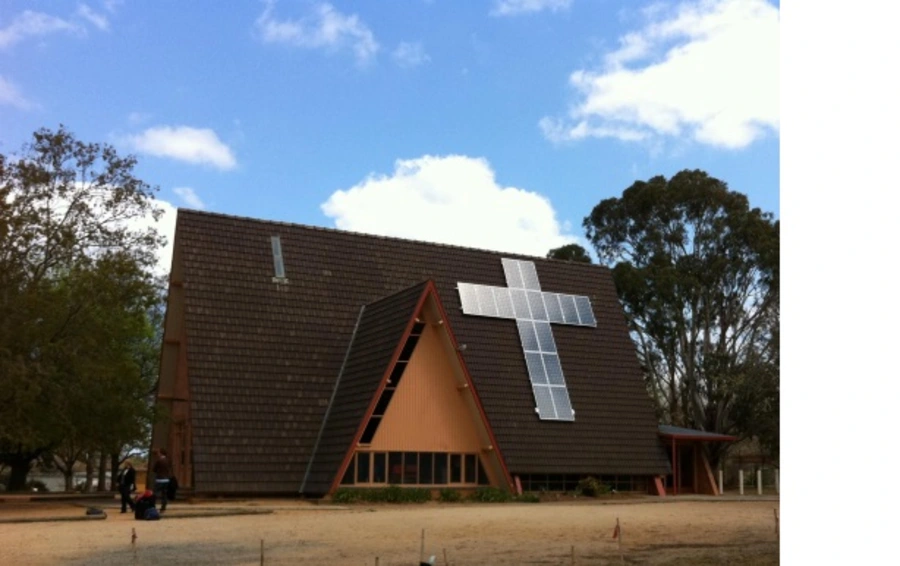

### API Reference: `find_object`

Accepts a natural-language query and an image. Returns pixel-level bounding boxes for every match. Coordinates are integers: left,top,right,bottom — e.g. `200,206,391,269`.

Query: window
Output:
270,236,286,279
373,453,386,483
434,453,448,484
450,454,462,483
388,453,402,484
419,453,434,485
403,452,418,484
464,455,476,484
356,452,370,483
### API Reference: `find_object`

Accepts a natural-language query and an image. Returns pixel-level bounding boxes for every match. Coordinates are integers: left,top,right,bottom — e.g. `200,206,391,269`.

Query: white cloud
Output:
0,75,36,109
0,10,81,48
172,187,205,209
541,0,778,149
128,126,237,170
254,1,379,65
321,155,577,256
491,0,572,16
76,4,109,31
132,198,177,278
392,42,430,68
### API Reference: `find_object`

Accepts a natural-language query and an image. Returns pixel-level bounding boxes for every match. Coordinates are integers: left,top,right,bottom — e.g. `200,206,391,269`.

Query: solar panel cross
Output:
456,258,597,421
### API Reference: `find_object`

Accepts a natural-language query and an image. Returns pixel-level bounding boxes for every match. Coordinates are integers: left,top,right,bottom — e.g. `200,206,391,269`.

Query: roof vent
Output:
271,236,289,284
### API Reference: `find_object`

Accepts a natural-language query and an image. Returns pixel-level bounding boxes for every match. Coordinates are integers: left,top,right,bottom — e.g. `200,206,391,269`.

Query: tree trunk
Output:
83,453,94,493
7,459,31,491
98,453,108,491
64,469,74,492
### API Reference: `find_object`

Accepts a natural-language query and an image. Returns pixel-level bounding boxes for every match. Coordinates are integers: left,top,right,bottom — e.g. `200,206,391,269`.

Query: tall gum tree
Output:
583,170,779,464
0,126,165,491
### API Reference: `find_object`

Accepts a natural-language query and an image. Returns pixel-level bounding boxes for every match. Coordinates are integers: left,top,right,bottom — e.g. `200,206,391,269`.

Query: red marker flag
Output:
612,520,620,539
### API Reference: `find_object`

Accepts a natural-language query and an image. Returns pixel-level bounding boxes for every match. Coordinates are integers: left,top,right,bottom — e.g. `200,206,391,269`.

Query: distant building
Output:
151,210,728,497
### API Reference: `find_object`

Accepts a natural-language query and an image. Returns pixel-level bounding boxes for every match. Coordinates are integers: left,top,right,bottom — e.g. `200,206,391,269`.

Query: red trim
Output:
427,281,516,491
328,283,433,494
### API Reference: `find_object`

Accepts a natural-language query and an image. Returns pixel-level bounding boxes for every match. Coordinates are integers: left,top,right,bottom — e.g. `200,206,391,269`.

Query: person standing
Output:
151,448,171,512
116,460,136,514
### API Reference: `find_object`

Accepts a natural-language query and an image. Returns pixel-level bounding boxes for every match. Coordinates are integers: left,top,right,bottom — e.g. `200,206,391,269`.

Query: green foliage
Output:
546,243,592,263
469,487,513,502
438,488,462,502
576,476,610,497
583,170,779,462
333,486,432,503
515,491,540,503
0,126,165,490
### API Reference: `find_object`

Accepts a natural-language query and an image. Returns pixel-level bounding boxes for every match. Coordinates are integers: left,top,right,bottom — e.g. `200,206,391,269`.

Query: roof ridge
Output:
176,208,604,270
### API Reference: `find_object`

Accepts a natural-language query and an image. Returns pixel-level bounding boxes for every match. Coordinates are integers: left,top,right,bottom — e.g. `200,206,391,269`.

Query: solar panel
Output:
510,289,531,319
574,296,596,326
457,258,598,422
559,294,579,324
502,258,524,289
544,293,564,323
527,291,548,321
458,283,479,315
518,261,541,291
495,288,515,318
542,353,565,385
524,352,548,384
476,285,498,317
534,321,556,353
517,320,539,352
550,386,574,420
532,384,557,418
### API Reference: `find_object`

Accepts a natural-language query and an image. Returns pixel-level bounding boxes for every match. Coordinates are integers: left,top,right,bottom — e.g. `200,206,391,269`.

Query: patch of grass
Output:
515,491,540,503
576,476,611,497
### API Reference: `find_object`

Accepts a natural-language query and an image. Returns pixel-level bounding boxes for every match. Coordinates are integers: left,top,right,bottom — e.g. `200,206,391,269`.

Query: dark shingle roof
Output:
176,210,670,493
302,282,427,495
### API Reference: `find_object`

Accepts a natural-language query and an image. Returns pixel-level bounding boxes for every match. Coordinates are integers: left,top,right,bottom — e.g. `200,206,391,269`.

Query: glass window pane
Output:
560,294,579,324
434,453,448,484
450,454,462,483
542,353,565,385
356,452,370,483
518,261,541,291
403,452,418,484
534,321,556,353
458,283,479,315
502,258,524,288
574,296,596,326
544,293,564,323
532,384,557,419
388,452,402,484
464,454,476,484
373,453,386,483
510,289,531,319
525,352,548,384
494,288,515,318
419,452,434,485
517,320,539,352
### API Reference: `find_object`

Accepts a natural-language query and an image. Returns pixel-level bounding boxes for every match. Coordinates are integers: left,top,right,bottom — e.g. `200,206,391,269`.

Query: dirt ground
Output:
0,497,779,565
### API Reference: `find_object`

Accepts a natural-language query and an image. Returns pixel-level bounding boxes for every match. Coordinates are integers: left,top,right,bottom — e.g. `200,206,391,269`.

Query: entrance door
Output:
677,444,695,493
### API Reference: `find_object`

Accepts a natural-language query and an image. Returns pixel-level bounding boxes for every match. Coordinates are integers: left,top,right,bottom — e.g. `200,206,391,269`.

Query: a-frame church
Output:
151,210,679,496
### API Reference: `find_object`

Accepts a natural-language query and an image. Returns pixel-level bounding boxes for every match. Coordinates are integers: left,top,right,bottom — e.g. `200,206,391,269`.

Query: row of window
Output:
341,451,491,486
517,474,649,493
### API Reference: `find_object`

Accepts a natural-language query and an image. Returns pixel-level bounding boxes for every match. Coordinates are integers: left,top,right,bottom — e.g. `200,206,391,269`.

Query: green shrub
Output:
333,486,431,504
469,487,513,503
439,488,462,502
576,476,610,497
516,491,540,503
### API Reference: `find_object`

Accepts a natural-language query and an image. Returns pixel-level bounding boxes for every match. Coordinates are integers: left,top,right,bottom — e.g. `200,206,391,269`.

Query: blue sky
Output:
1,0,779,272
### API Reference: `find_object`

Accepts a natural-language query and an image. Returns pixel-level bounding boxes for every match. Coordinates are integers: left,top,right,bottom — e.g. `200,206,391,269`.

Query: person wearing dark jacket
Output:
151,448,171,512
117,460,136,513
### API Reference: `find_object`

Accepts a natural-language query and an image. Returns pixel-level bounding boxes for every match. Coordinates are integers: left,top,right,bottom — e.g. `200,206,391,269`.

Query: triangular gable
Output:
305,281,512,495
302,282,428,494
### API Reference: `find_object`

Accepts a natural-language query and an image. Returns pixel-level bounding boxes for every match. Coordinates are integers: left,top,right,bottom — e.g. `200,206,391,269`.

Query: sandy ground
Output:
0,497,779,565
